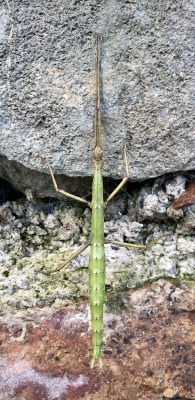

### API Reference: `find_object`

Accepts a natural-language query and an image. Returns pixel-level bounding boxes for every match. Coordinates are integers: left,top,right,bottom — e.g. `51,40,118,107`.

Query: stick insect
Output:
43,36,167,368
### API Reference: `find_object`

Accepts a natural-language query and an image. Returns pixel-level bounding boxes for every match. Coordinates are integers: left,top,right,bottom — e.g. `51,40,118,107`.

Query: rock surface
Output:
0,170,194,398
0,173,194,308
0,0,195,196
0,280,194,399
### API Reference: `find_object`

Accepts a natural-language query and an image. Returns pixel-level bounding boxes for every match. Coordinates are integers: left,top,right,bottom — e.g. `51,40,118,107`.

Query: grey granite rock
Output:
0,0,194,197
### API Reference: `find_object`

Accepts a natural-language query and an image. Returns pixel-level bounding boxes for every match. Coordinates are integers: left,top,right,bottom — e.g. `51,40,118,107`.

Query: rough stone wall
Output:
0,173,194,308
0,0,194,196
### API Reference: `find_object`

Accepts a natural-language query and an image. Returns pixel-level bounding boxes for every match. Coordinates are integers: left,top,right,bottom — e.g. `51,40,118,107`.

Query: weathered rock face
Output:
0,0,194,196
0,280,194,399
0,173,194,308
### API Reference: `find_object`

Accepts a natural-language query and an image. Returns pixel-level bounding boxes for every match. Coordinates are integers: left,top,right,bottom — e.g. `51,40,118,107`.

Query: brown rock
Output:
0,280,194,399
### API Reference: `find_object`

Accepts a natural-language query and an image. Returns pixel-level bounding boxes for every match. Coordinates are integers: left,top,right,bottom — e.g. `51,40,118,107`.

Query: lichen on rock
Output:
0,173,194,309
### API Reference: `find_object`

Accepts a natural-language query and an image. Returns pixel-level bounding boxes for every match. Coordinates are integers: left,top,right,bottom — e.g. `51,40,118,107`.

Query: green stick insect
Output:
44,36,167,368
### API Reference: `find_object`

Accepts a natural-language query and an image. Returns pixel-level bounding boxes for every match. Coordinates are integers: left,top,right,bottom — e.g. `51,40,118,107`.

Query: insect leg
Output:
48,164,91,207
106,234,171,250
104,145,129,207
40,243,90,275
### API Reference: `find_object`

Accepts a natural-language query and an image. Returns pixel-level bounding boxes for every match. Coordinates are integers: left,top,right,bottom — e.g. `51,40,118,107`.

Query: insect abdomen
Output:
89,162,105,365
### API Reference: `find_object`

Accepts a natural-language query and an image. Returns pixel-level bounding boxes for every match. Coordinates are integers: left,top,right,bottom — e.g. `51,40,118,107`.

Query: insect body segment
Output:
89,159,105,367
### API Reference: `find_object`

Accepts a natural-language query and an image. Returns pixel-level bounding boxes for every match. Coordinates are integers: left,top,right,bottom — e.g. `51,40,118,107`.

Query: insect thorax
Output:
94,146,102,161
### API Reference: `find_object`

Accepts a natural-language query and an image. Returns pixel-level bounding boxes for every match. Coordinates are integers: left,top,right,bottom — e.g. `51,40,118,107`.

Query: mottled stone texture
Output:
0,0,194,196
0,281,194,399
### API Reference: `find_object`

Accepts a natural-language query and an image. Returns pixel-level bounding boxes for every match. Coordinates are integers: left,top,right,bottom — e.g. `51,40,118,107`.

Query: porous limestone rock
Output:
0,173,194,308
